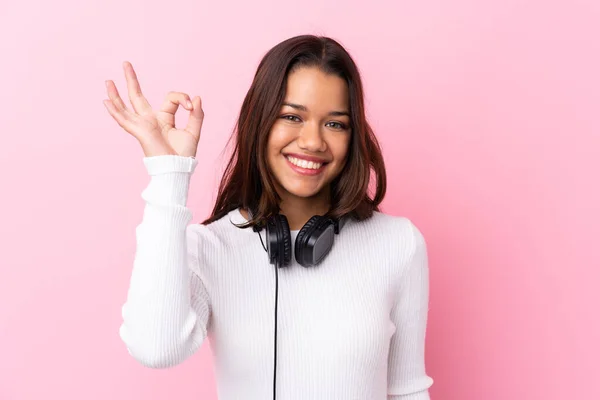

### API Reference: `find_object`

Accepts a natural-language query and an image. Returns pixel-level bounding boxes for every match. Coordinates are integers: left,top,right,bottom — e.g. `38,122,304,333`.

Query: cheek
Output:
268,123,296,151
266,128,292,171
330,138,350,164
266,136,280,161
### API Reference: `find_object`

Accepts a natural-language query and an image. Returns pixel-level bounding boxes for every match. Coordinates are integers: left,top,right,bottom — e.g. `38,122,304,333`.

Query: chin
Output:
280,182,324,199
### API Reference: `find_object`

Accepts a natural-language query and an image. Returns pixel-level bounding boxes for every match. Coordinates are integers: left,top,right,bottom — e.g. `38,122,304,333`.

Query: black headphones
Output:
263,213,344,268
250,210,347,400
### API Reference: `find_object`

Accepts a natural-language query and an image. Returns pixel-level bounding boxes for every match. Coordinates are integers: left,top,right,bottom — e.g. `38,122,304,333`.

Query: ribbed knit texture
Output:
119,154,434,400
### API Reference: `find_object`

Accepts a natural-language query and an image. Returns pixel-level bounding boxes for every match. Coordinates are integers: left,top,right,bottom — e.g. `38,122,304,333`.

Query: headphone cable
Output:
253,221,278,400
273,257,279,400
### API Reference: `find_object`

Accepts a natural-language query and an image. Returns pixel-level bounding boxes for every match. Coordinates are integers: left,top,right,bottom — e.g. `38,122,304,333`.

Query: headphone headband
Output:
247,208,347,232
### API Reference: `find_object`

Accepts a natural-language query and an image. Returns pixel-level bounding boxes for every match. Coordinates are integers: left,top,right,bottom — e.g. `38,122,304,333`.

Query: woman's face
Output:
266,66,352,201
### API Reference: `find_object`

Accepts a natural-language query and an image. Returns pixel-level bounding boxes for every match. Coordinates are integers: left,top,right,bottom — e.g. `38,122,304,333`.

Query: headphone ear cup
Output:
266,216,276,265
295,215,328,266
295,215,321,252
272,214,292,267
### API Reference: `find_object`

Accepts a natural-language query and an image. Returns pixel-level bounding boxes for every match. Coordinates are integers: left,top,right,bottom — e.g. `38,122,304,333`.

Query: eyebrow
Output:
282,102,350,117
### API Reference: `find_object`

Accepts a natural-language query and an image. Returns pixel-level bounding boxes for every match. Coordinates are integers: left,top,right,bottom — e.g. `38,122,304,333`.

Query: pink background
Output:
1,0,598,399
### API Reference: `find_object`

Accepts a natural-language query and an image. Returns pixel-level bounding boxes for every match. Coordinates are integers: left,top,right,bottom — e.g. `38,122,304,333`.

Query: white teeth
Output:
286,156,323,169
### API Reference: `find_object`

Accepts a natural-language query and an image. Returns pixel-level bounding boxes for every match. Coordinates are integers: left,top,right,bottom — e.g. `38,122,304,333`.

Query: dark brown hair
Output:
201,34,386,229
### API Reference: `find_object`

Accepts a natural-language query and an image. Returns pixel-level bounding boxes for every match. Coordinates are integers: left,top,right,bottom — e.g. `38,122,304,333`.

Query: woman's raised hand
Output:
103,61,204,158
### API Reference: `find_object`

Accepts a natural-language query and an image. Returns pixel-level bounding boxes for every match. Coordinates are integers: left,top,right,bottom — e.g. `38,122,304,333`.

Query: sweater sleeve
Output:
118,154,211,369
387,220,434,399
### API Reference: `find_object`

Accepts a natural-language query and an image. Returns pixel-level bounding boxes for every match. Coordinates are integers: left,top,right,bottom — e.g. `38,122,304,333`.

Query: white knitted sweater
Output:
119,154,434,399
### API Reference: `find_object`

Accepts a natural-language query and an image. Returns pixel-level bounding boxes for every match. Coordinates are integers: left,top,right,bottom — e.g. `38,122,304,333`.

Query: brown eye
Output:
282,115,301,122
327,121,347,130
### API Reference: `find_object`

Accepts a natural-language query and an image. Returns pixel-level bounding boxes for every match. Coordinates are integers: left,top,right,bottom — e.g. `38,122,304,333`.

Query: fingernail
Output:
187,101,193,109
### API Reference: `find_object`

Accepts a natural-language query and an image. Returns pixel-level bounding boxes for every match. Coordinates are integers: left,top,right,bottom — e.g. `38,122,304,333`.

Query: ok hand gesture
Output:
103,61,204,158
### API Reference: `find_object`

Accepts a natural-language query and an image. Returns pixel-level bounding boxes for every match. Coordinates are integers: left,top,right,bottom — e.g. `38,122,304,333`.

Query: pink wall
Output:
1,0,598,399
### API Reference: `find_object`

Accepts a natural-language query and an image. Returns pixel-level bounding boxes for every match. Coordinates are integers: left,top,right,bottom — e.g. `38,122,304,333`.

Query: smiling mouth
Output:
285,155,327,169
284,155,328,176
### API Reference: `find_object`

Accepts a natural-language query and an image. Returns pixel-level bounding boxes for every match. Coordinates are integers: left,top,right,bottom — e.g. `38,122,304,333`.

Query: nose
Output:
297,121,327,153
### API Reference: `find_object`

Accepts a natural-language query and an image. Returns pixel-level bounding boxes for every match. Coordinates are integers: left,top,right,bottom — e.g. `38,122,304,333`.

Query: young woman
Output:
103,35,433,400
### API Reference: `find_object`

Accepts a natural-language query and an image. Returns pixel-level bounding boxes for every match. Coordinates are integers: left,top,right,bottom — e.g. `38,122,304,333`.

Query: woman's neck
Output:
240,188,331,231
278,197,330,231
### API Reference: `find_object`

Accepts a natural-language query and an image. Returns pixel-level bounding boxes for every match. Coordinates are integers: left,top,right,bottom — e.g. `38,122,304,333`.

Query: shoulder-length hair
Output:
201,34,386,229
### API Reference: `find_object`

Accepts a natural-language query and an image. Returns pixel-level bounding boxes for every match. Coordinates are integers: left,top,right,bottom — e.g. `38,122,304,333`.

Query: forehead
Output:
284,67,349,110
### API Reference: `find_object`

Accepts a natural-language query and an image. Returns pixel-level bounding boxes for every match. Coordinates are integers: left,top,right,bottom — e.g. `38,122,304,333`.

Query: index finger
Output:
123,61,152,115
